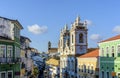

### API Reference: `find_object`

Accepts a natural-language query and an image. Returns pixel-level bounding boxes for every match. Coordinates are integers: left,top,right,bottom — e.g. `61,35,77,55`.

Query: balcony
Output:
0,57,21,64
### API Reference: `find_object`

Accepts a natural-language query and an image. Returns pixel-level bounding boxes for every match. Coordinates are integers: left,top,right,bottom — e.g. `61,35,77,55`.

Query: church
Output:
58,16,88,78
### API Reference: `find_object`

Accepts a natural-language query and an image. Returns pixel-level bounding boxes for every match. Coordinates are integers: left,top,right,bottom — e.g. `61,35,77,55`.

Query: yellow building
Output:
45,58,60,78
20,49,26,77
77,49,99,78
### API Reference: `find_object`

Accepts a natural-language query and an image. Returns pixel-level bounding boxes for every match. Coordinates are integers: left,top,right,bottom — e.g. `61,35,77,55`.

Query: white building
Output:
58,16,88,78
45,58,60,78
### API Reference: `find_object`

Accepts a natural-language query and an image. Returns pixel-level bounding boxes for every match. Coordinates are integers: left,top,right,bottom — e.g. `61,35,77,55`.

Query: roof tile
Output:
79,49,99,58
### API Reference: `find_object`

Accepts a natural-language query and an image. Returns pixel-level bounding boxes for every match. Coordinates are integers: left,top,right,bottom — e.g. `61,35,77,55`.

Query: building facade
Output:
58,16,88,78
45,58,60,78
0,17,23,78
20,36,32,78
77,49,99,78
99,35,120,78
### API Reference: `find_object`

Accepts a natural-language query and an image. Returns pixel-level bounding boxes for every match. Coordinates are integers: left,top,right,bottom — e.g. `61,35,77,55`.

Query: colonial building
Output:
45,58,60,78
48,41,58,57
99,34,120,78
58,16,88,78
0,16,23,78
20,36,32,77
77,49,99,78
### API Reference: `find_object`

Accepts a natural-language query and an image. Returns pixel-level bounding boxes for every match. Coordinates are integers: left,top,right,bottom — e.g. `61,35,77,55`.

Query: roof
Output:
0,16,23,29
87,48,98,53
46,58,59,66
48,48,58,53
20,36,31,42
79,49,99,58
99,34,120,43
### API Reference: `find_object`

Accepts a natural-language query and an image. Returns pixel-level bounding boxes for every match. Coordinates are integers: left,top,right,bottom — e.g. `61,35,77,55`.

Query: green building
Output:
0,17,23,78
99,34,120,78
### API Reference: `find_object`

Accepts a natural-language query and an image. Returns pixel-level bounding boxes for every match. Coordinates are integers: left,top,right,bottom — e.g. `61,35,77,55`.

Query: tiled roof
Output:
99,34,120,43
79,49,99,58
46,58,59,66
87,48,97,53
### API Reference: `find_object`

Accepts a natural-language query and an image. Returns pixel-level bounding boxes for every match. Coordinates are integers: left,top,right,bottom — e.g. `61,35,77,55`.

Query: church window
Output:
61,40,62,46
79,33,83,43
72,35,73,43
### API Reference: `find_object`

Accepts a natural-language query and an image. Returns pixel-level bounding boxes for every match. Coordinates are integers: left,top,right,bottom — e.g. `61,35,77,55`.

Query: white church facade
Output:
58,16,88,78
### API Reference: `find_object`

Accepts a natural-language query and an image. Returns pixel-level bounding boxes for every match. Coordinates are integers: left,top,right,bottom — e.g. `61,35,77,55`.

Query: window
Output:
79,33,83,43
63,60,65,67
0,45,6,57
112,46,114,57
91,66,93,74
71,60,74,71
102,71,104,78
102,48,104,56
107,72,109,78
88,66,90,73
106,47,109,57
118,73,120,78
7,46,13,57
82,65,83,72
1,72,6,78
83,65,86,73
118,45,120,56
15,47,20,58
68,61,70,70
72,35,73,43
79,65,81,72
7,71,12,78
61,40,62,46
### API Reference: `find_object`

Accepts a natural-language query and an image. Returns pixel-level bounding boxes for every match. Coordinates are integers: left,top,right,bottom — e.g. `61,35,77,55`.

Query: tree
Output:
33,66,39,77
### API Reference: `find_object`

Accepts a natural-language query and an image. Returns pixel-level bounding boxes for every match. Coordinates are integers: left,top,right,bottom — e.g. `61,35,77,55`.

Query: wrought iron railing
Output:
0,57,21,63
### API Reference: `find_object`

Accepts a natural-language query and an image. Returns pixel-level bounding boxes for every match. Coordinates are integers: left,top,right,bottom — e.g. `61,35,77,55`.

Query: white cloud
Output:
28,24,48,35
90,34,102,41
85,20,93,26
113,26,120,33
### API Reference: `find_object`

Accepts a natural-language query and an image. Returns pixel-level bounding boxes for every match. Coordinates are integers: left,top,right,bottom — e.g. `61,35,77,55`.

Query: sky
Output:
0,0,120,52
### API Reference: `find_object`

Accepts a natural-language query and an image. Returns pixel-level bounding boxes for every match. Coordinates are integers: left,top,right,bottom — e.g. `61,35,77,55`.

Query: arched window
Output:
112,46,114,57
79,33,83,43
118,45,120,56
91,66,93,74
83,65,86,73
106,47,109,57
88,66,90,73
72,35,73,43
102,48,104,56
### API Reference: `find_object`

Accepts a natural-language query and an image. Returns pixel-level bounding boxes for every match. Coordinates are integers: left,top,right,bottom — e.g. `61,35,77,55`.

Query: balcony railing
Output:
0,57,21,63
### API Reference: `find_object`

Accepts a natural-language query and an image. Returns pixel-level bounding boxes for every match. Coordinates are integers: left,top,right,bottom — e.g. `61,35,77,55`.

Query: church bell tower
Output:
70,16,88,55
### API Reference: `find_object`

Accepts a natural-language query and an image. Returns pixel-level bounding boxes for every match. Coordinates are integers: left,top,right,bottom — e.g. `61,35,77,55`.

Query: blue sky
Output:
0,0,120,52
